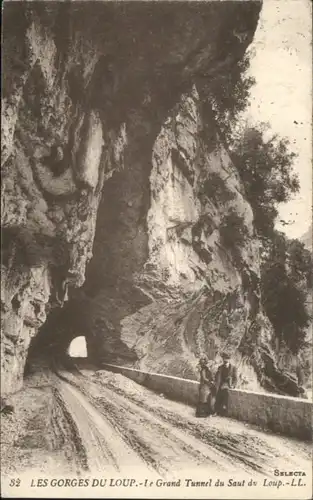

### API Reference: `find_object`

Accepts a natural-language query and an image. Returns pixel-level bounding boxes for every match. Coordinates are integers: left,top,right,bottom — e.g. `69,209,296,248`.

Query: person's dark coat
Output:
199,365,215,402
214,360,237,415
196,364,215,417
215,361,237,391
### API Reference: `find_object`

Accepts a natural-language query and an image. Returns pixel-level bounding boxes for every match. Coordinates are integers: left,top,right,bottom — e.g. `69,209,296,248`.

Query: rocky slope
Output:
2,1,303,397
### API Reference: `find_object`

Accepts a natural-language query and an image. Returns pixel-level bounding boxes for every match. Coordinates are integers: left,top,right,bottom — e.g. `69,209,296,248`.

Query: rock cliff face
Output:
2,1,301,397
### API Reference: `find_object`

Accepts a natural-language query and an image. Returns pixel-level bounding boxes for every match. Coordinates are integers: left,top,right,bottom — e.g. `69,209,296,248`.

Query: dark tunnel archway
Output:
23,297,98,376
23,290,138,379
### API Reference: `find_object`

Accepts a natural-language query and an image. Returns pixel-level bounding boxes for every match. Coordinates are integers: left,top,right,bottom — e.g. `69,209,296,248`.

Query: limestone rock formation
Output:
2,1,302,397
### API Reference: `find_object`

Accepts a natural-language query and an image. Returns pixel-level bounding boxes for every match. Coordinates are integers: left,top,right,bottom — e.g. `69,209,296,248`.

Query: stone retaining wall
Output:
102,363,312,440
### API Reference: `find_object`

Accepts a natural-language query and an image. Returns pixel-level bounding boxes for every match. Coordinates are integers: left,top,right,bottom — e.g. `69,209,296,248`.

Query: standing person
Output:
215,352,237,416
196,356,215,418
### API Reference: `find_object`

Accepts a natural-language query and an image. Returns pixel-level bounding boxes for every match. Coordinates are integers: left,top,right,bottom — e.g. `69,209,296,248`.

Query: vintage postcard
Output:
1,0,312,498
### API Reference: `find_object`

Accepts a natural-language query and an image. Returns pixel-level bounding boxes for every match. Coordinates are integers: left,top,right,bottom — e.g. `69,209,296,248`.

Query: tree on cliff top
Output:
230,124,299,236
211,53,256,138
199,52,256,142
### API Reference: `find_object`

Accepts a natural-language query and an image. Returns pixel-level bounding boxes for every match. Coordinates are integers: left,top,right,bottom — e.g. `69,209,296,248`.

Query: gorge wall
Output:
2,0,303,397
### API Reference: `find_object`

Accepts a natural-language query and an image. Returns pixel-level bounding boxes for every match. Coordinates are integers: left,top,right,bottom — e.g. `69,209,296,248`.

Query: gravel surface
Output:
1,367,311,482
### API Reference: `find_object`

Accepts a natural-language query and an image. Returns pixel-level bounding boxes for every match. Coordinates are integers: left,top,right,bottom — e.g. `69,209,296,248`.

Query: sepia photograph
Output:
1,0,312,498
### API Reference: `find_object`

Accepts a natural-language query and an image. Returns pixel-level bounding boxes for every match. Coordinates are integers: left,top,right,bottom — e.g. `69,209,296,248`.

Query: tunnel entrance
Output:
68,336,88,358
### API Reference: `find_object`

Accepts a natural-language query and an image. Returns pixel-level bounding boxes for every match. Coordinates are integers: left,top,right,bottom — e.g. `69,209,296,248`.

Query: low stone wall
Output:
102,363,199,405
102,363,312,441
227,388,312,441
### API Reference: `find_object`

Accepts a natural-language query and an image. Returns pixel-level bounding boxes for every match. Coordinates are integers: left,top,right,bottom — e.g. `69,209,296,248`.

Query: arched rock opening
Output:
23,289,138,378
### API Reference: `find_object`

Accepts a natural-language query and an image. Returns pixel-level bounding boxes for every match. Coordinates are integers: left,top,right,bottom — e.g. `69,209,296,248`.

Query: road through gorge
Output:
1,366,312,498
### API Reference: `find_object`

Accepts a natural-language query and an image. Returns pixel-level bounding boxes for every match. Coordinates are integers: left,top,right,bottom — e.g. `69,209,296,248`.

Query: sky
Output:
243,0,312,240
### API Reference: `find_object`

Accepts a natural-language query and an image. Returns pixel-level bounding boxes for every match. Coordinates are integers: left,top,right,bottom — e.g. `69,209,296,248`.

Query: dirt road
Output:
57,381,147,474
54,368,311,478
1,367,312,483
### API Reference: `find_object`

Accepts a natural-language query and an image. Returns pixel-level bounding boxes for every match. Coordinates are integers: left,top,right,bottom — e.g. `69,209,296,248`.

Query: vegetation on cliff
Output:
260,233,312,354
204,52,312,360
231,128,311,356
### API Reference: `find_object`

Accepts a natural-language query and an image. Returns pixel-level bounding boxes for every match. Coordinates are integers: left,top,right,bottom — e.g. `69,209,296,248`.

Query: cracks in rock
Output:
2,0,265,395
170,148,195,186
